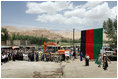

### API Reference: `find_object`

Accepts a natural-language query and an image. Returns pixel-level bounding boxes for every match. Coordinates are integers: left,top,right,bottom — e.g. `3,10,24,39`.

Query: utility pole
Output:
73,28,74,48
73,28,76,58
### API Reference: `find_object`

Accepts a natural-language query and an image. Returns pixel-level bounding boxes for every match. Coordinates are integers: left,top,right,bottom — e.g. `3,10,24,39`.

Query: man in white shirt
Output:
2,54,6,63
2,54,5,63
100,47,105,58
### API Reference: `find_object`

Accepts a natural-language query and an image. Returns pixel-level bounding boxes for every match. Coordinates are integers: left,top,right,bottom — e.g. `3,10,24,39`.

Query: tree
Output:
103,17,117,49
1,28,9,45
74,38,81,43
60,38,68,43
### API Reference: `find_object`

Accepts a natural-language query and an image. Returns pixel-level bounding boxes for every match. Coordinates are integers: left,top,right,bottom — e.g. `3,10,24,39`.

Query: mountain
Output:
2,26,108,41
53,30,81,39
2,26,64,40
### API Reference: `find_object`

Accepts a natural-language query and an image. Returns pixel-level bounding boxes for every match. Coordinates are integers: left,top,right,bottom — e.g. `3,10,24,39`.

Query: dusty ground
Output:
1,59,117,78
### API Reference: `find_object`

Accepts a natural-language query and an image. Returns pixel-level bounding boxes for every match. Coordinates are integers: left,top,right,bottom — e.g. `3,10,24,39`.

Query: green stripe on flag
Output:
94,28,103,60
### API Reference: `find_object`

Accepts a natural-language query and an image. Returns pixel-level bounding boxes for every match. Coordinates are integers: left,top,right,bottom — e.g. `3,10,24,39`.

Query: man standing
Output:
72,50,76,61
36,52,39,62
65,50,70,62
12,53,16,61
31,53,34,61
98,54,102,67
8,52,12,61
80,52,83,61
103,53,111,70
85,54,89,66
1,53,5,63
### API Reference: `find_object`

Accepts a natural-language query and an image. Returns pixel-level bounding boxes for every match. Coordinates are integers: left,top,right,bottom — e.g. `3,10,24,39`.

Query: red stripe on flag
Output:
86,29,94,59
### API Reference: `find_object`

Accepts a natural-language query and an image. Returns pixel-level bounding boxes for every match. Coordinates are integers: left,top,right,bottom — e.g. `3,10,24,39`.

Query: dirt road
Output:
1,59,117,78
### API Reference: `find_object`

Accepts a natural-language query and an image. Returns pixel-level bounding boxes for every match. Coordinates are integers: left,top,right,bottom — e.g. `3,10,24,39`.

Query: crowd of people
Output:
1,47,113,71
1,47,79,64
1,50,21,64
1,49,40,65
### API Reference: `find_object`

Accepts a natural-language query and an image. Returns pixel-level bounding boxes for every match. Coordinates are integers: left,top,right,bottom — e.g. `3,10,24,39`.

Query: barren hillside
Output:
2,26,108,40
54,31,81,39
2,26,64,40
54,30,108,40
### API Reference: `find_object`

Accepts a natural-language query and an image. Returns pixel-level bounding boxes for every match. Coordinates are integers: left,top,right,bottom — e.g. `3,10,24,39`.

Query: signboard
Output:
65,51,70,56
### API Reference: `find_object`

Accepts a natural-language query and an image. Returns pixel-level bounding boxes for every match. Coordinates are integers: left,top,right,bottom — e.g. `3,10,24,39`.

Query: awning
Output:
12,46,19,49
1,46,12,49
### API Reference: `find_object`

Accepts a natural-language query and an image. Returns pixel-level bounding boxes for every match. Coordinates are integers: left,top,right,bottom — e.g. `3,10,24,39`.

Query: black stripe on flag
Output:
80,30,86,57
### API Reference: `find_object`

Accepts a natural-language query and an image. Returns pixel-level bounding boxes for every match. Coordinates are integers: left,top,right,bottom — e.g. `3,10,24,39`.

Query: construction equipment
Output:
43,42,72,62
43,42,58,61
43,42,58,53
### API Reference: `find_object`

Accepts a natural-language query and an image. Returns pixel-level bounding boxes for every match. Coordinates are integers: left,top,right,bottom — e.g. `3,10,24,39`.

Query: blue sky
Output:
1,1,117,31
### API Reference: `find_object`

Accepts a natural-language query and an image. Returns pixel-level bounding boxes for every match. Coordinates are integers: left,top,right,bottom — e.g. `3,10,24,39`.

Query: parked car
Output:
105,51,117,61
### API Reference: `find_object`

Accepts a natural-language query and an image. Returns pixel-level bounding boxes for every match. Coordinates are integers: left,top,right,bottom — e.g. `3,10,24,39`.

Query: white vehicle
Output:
105,51,113,56
105,51,117,61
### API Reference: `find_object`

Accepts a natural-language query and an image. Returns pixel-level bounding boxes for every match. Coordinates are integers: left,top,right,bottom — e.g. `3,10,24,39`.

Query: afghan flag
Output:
80,28,103,59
